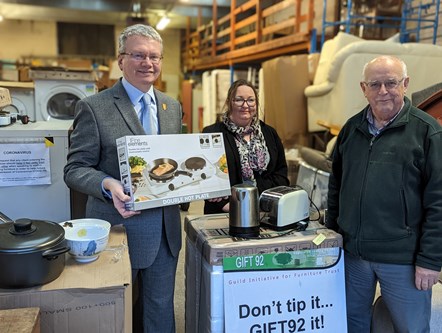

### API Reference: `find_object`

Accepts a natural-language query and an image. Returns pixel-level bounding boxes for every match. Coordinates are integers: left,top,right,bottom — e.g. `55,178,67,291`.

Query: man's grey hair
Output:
118,24,163,54
362,55,408,80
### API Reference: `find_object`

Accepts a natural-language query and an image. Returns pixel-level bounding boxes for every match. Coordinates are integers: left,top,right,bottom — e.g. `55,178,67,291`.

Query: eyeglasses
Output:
363,78,405,91
232,97,256,107
120,52,163,64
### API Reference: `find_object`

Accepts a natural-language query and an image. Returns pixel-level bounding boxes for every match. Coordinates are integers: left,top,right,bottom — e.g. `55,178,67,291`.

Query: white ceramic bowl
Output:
59,219,111,263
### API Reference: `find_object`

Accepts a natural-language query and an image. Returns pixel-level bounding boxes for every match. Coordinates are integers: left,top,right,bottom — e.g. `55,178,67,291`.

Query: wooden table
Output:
0,307,40,333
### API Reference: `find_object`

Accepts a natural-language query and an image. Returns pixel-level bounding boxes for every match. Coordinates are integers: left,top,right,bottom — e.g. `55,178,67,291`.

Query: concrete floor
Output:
175,200,204,333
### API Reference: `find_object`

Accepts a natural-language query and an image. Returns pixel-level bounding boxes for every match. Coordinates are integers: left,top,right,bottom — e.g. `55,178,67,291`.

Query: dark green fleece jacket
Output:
327,97,442,271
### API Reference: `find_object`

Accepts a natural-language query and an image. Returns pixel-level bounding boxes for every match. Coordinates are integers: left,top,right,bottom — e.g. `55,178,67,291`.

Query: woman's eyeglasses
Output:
121,52,163,64
233,97,256,107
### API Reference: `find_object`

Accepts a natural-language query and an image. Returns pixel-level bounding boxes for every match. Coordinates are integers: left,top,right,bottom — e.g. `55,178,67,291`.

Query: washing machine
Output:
0,83,36,121
34,79,97,121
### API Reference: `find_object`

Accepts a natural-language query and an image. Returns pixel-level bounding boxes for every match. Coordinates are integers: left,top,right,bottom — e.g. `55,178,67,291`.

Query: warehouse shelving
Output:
400,0,441,43
321,0,441,46
180,0,315,73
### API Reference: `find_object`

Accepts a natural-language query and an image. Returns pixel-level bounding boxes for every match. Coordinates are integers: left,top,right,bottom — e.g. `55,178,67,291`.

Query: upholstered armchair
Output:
305,32,442,132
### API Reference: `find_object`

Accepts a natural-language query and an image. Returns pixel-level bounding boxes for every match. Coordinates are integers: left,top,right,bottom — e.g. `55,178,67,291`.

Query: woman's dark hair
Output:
223,79,259,117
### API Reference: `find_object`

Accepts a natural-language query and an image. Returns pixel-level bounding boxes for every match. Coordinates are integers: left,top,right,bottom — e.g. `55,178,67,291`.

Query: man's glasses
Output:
363,78,405,91
121,52,163,64
232,97,256,107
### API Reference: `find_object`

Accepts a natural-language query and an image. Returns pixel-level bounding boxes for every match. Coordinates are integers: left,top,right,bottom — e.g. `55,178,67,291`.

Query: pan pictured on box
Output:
0,212,70,289
146,157,192,183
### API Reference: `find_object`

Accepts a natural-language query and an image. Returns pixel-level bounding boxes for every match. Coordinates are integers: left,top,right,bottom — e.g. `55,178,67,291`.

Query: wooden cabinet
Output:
181,80,193,133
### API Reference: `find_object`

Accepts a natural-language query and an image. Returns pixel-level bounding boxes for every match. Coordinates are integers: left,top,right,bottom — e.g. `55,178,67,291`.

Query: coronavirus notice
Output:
223,248,347,332
0,143,50,186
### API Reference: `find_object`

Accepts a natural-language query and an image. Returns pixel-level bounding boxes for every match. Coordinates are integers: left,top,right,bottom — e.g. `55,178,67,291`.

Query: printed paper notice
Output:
0,143,51,186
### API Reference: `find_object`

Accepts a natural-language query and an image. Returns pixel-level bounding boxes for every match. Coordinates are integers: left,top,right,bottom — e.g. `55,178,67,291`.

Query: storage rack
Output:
321,0,441,46
180,0,315,73
401,0,441,43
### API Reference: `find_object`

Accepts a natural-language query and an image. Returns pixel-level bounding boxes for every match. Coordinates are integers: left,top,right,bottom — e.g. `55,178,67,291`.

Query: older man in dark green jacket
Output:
327,55,442,333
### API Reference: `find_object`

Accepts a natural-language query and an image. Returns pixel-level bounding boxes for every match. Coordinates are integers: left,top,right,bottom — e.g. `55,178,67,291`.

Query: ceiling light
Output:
156,16,170,31
132,2,141,13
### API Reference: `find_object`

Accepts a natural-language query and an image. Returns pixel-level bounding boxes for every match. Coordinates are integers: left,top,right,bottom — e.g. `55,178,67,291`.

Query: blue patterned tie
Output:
139,94,152,134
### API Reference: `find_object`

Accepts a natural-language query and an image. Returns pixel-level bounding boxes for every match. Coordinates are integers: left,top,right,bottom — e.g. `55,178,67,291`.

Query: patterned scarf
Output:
222,113,270,181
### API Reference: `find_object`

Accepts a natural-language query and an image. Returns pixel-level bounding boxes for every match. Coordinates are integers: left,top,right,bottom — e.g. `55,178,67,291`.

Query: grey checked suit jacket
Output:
64,80,183,268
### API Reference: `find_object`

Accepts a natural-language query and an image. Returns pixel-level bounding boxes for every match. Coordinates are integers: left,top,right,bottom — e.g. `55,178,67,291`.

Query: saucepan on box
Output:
0,211,70,289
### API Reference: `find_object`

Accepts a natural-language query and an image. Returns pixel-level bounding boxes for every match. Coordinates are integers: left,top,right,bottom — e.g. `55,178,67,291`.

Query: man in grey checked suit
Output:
64,24,182,333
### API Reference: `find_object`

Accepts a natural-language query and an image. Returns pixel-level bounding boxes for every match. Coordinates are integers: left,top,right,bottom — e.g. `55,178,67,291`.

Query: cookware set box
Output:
117,133,231,211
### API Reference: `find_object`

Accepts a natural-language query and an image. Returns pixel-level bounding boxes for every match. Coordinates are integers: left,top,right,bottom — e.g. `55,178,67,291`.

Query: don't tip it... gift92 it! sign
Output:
223,247,347,333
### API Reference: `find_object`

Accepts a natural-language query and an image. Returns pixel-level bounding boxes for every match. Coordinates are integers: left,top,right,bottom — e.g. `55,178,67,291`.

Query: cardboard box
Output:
185,214,342,266
262,55,310,144
0,225,132,333
19,66,32,82
184,214,343,332
57,59,92,70
0,68,19,82
117,133,231,211
308,52,320,83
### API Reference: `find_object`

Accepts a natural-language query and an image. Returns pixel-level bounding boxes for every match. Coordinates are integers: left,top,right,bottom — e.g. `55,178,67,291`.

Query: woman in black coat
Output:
203,79,289,214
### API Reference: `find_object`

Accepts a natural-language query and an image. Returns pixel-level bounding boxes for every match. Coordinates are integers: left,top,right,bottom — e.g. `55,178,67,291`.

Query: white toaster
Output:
259,185,310,230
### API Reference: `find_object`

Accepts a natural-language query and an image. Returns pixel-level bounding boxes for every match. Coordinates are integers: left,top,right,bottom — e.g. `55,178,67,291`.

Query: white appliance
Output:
34,79,96,121
0,85,36,121
259,185,310,230
296,160,330,211
0,121,72,222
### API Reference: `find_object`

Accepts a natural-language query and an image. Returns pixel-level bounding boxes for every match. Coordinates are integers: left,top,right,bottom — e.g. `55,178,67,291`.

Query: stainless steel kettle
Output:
229,184,260,238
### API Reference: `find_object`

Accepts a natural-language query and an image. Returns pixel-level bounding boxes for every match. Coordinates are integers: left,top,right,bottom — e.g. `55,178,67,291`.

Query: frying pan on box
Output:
146,158,192,182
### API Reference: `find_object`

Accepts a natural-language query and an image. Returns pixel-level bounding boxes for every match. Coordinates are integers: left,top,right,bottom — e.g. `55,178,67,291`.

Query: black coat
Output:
202,120,289,214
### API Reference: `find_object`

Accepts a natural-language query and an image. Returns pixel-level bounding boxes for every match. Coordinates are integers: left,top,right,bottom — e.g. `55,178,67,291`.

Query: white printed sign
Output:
0,143,51,186
223,247,347,333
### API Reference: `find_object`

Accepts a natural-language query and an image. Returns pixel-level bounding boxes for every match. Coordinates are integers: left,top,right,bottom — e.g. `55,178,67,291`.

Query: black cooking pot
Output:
0,212,70,289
